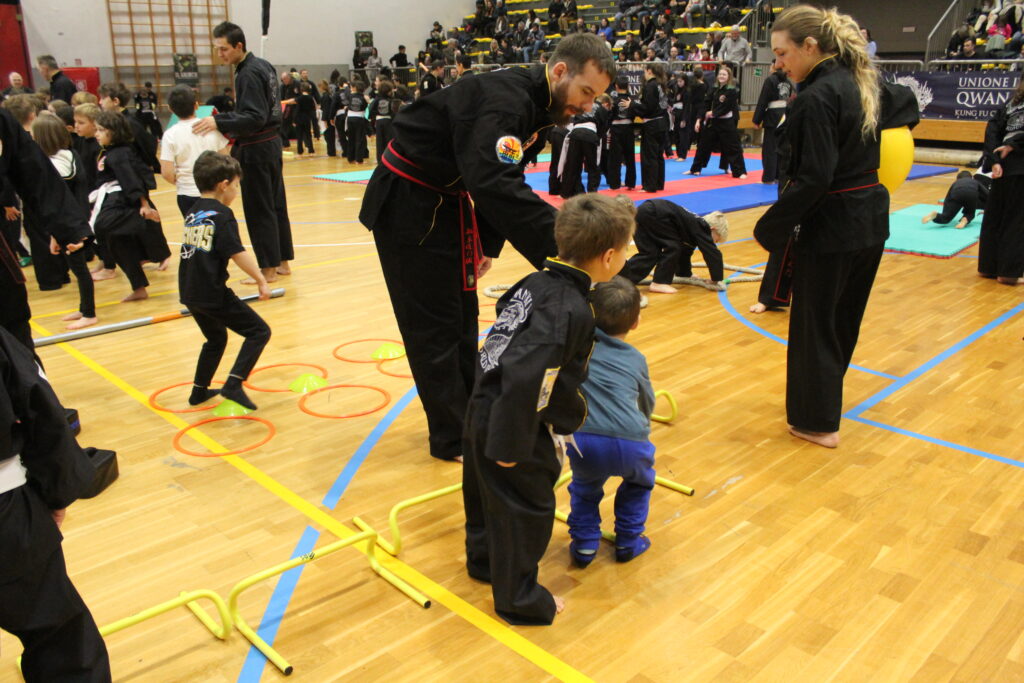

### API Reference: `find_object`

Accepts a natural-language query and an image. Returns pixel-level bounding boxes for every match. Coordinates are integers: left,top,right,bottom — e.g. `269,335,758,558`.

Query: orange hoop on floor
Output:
243,363,329,392
478,302,496,324
332,339,405,363
172,416,276,457
148,380,225,414
298,384,391,419
375,359,412,379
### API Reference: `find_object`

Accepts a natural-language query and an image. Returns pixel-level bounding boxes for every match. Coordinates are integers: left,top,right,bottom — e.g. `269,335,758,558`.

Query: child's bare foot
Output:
276,264,292,276
156,257,171,271
553,596,565,615
921,211,937,225
91,268,116,281
997,276,1024,285
788,426,839,448
955,217,969,229
66,316,97,330
749,302,767,314
122,287,148,302
62,311,83,321
648,283,677,294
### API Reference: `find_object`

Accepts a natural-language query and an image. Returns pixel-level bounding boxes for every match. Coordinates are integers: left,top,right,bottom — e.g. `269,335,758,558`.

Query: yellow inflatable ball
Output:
878,126,914,195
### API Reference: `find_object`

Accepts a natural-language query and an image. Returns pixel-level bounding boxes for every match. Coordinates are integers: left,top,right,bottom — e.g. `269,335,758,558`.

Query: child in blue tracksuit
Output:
567,274,656,566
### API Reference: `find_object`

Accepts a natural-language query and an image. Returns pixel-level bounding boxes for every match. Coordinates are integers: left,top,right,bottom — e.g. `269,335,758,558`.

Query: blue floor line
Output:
236,385,419,682
845,300,1024,418
848,416,1023,468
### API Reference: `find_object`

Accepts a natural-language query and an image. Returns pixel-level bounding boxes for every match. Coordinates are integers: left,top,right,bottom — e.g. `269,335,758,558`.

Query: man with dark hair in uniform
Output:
359,32,616,463
193,21,294,284
36,55,78,104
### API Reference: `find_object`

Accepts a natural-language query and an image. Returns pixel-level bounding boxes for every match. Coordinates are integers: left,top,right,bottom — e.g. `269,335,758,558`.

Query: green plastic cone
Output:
212,399,253,417
371,342,406,360
289,373,329,393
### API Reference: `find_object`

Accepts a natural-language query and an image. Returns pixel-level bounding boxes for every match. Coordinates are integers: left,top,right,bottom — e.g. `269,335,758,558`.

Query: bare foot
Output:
921,211,937,225
91,268,116,281
749,302,767,314
649,282,678,294
276,261,292,276
241,275,278,285
955,217,969,229
66,316,97,330
997,276,1024,285
738,173,748,179
788,426,839,449
61,311,83,322
156,257,171,271
453,455,463,463
553,596,565,614
122,287,149,302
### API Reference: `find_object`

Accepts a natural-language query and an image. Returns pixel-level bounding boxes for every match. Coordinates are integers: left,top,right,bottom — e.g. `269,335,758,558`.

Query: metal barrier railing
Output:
925,0,980,64
926,58,1024,71
738,61,774,107
874,60,927,73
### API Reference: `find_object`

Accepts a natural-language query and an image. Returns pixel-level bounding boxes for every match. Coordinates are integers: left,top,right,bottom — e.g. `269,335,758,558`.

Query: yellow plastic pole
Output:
353,482,463,556
99,589,232,640
655,476,695,496
554,508,616,542
651,389,678,424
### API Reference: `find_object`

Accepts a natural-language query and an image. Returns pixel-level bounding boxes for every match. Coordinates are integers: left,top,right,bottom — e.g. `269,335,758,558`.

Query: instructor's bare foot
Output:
921,211,937,225
156,257,171,271
788,426,839,449
91,268,116,281
62,311,83,322
749,302,767,314
648,283,678,294
554,596,565,615
66,316,97,330
276,261,292,276
997,276,1024,285
122,287,148,302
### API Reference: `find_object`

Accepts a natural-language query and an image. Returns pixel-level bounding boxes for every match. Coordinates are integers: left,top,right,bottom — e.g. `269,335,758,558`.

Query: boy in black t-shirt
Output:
180,151,271,410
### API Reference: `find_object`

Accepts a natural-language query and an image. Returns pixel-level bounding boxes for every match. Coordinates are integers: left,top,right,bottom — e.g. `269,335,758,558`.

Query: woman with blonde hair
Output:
752,4,890,449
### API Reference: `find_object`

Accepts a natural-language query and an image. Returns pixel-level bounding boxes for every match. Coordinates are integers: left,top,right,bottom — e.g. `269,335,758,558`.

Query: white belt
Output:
0,455,27,496
347,110,366,118
573,122,597,133
375,115,391,120
612,119,633,125
768,100,787,109
641,117,663,123
672,103,684,109
87,181,121,231
713,111,734,119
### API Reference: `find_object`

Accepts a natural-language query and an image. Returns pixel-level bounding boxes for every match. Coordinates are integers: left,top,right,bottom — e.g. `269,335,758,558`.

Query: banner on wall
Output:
173,54,199,87
884,70,1022,121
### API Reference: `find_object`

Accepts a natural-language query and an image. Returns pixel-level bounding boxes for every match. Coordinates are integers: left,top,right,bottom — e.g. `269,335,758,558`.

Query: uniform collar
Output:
545,257,593,295
802,54,838,87
533,64,553,113
236,51,254,72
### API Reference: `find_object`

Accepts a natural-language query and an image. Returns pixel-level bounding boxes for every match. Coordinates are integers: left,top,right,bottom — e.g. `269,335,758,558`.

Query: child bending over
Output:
921,170,989,230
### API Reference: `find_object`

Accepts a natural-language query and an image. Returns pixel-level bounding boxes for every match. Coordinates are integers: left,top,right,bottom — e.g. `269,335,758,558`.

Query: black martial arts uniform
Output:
321,89,339,157
753,57,918,434
48,70,79,105
119,109,172,267
668,76,693,161
420,72,443,98
179,198,271,390
93,145,152,292
629,76,668,192
606,89,637,190
752,71,793,184
359,64,559,461
755,107,794,310
463,259,594,625
0,109,90,354
368,95,400,165
134,89,163,140
559,110,604,198
690,83,746,177
622,199,724,285
0,329,111,683
547,125,569,195
979,99,1024,280
214,52,294,270
279,79,300,147
294,91,317,155
206,93,236,113
344,94,370,163
934,174,989,225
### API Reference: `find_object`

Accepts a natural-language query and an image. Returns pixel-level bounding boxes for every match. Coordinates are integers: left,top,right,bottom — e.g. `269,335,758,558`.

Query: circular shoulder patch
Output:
495,135,524,164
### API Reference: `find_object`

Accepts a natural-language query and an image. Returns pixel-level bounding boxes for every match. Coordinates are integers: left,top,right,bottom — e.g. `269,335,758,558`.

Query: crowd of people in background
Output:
947,0,1024,60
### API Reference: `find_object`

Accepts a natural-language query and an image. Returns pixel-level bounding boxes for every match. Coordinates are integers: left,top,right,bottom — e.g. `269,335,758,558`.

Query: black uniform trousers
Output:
691,118,746,177
607,124,637,190
560,132,601,199
787,243,884,433
673,115,693,161
140,113,162,141
24,210,69,291
187,296,271,387
0,487,111,683
372,183,478,461
375,119,395,166
324,123,337,157
936,185,981,224
756,249,791,309
346,117,370,163
548,128,568,194
979,174,1024,278
64,245,95,318
623,215,683,285
639,119,668,192
761,124,780,183
141,219,171,264
1,205,29,258
234,138,294,269
95,208,149,291
295,117,315,154
463,439,560,625
177,194,201,219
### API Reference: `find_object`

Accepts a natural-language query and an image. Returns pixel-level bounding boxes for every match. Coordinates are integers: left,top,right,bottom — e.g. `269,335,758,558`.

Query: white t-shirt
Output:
159,118,230,197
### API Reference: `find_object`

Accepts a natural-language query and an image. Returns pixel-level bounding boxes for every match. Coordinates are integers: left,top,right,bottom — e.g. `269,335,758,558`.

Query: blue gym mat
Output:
884,203,982,258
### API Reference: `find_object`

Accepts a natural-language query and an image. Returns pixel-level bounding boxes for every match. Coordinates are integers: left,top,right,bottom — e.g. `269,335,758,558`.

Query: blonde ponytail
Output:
774,5,880,140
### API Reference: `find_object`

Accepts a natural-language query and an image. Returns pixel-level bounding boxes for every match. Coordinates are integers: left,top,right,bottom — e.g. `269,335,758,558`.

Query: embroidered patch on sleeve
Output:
495,135,524,164
537,367,560,411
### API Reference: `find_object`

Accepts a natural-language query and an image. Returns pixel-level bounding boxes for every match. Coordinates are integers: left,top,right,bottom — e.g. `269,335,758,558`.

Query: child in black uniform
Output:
462,193,635,626
179,152,271,410
344,83,370,164
922,170,990,229
368,80,401,165
690,65,747,178
630,63,669,192
293,83,317,156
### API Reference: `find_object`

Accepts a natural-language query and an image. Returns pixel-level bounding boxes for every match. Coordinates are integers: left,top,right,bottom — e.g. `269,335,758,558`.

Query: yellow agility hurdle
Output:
227,528,430,675
651,389,679,424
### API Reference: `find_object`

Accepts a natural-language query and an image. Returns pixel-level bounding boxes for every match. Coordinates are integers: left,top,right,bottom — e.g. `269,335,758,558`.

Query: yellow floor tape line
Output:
31,319,593,683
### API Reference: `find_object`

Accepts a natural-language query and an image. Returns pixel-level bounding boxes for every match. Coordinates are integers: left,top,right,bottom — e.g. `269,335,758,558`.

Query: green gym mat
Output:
884,203,982,258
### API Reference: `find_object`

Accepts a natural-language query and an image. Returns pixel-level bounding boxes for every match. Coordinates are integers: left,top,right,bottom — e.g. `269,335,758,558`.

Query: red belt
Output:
829,170,880,194
381,141,481,291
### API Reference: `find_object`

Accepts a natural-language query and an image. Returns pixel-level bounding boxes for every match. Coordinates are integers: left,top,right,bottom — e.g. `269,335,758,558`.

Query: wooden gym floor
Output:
2,138,1023,682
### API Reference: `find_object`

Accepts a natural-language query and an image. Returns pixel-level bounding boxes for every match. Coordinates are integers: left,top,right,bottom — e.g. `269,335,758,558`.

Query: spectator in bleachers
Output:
652,29,673,58
524,23,548,61
958,37,988,59
499,37,517,63
719,26,752,66
680,0,706,29
861,28,877,59
597,18,616,44
987,15,1012,53
443,39,459,65
494,12,511,40
570,18,588,34
1002,0,1024,36
561,0,579,34
617,0,643,30
947,23,978,57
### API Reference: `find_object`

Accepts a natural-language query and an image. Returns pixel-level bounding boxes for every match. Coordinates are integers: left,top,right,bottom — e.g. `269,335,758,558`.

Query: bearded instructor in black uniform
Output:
360,33,616,463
